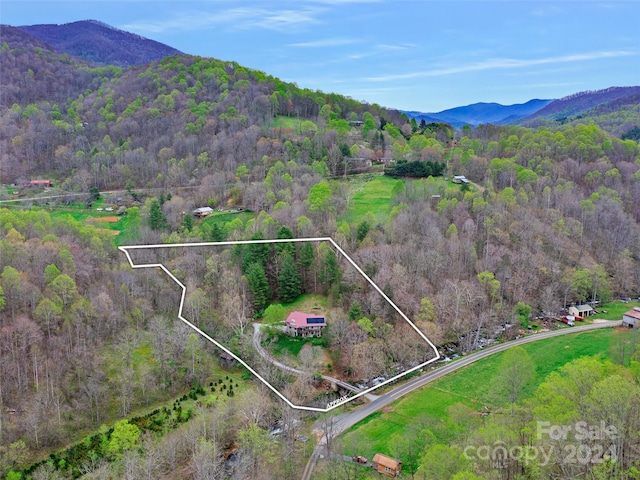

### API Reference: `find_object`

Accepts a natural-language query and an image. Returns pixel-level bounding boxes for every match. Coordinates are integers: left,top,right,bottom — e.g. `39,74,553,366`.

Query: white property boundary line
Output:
119,237,440,412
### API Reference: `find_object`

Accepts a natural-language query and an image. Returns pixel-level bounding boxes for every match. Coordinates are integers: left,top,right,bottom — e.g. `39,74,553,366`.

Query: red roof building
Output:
285,311,326,338
27,180,51,188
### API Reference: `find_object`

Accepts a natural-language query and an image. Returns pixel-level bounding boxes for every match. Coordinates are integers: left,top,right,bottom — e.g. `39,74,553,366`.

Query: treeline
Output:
384,159,446,178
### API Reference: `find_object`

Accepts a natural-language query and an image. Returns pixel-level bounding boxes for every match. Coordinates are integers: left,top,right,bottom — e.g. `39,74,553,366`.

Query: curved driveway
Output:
301,320,622,480
252,324,372,397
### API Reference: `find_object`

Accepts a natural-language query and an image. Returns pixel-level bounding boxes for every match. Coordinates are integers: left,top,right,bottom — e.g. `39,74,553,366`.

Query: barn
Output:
622,307,640,328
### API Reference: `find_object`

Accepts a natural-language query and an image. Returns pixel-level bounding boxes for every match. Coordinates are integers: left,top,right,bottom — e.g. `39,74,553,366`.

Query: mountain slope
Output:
521,86,640,123
17,20,181,67
0,24,108,106
403,99,552,127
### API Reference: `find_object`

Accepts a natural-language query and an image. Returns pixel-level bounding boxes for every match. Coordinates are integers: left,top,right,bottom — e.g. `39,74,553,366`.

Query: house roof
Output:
193,206,214,214
372,453,401,469
286,311,326,328
623,309,640,321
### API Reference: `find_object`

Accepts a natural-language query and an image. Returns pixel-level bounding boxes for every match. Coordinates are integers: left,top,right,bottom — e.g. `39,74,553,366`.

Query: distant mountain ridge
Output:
403,99,553,128
521,86,640,123
17,19,181,67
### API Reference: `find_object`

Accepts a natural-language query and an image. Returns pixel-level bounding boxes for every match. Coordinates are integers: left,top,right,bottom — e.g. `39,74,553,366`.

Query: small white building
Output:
192,206,214,218
569,304,594,318
623,307,640,328
452,175,469,184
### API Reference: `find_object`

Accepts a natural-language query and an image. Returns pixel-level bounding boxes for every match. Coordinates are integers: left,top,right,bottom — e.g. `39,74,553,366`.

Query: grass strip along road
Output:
301,320,622,480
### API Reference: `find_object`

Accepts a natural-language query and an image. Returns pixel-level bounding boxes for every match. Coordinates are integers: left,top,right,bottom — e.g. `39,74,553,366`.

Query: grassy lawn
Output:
342,327,636,457
268,115,308,132
268,333,328,358
591,299,640,320
343,174,399,224
278,293,328,316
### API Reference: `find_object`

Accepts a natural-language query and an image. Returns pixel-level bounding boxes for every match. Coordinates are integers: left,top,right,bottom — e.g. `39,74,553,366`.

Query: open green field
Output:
268,115,309,132
592,299,640,320
342,327,636,456
343,174,399,224
200,209,254,228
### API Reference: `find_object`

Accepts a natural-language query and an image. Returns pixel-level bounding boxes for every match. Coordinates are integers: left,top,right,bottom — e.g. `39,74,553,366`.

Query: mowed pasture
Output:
342,327,637,456
342,174,398,224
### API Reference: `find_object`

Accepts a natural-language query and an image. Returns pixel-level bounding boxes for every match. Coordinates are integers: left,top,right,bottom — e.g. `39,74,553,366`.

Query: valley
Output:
0,15,639,480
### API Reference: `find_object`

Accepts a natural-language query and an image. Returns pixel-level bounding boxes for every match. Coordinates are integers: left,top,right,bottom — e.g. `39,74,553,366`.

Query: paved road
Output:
301,320,622,480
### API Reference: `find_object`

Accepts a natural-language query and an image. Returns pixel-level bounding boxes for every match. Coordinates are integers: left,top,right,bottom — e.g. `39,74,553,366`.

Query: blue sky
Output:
2,0,639,112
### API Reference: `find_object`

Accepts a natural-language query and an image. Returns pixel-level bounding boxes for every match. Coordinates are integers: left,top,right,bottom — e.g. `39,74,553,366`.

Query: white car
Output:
96,207,104,211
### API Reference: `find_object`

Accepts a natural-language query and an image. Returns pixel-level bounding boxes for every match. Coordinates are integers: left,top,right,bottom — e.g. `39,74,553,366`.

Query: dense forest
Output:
0,23,640,479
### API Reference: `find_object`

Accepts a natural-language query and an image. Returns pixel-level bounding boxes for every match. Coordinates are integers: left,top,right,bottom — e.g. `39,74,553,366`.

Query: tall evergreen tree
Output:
245,262,270,314
319,248,340,292
298,242,315,291
275,226,295,256
181,214,194,232
206,221,226,242
149,200,169,231
242,231,271,272
277,253,303,303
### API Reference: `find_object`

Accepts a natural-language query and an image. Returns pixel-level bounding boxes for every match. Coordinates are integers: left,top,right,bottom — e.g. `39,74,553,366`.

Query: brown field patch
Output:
88,216,120,223
94,228,120,236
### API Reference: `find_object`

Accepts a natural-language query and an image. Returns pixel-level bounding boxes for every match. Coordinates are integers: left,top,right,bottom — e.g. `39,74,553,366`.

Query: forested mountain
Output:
522,86,640,124
0,25,109,107
17,20,182,67
522,88,640,140
403,99,553,127
1,21,640,480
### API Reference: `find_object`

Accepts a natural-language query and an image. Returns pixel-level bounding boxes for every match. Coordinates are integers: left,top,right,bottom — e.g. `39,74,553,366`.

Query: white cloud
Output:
122,6,323,34
364,50,635,82
375,43,416,51
289,37,359,48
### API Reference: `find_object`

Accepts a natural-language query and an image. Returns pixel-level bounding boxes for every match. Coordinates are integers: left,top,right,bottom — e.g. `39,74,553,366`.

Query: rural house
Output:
623,307,640,328
285,311,326,338
569,304,594,317
192,206,214,217
371,453,402,477
26,179,51,188
452,175,469,184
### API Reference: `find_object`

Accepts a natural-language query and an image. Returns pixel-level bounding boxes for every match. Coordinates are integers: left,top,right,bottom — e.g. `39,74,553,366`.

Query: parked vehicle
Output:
559,316,575,326
353,455,368,464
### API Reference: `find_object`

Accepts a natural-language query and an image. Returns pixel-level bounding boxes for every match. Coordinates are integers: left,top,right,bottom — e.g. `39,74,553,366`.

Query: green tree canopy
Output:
277,253,303,303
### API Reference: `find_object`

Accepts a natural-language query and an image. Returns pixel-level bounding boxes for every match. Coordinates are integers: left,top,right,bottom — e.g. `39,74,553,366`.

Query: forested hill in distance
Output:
16,19,182,67
402,99,553,128
404,86,640,136
521,86,640,125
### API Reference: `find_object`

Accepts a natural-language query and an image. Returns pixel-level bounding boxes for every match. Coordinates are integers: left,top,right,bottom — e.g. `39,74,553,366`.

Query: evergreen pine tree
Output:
242,231,271,272
275,226,295,256
181,214,194,232
149,200,169,231
319,249,340,292
245,262,270,313
207,222,226,242
298,242,315,290
277,253,303,303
